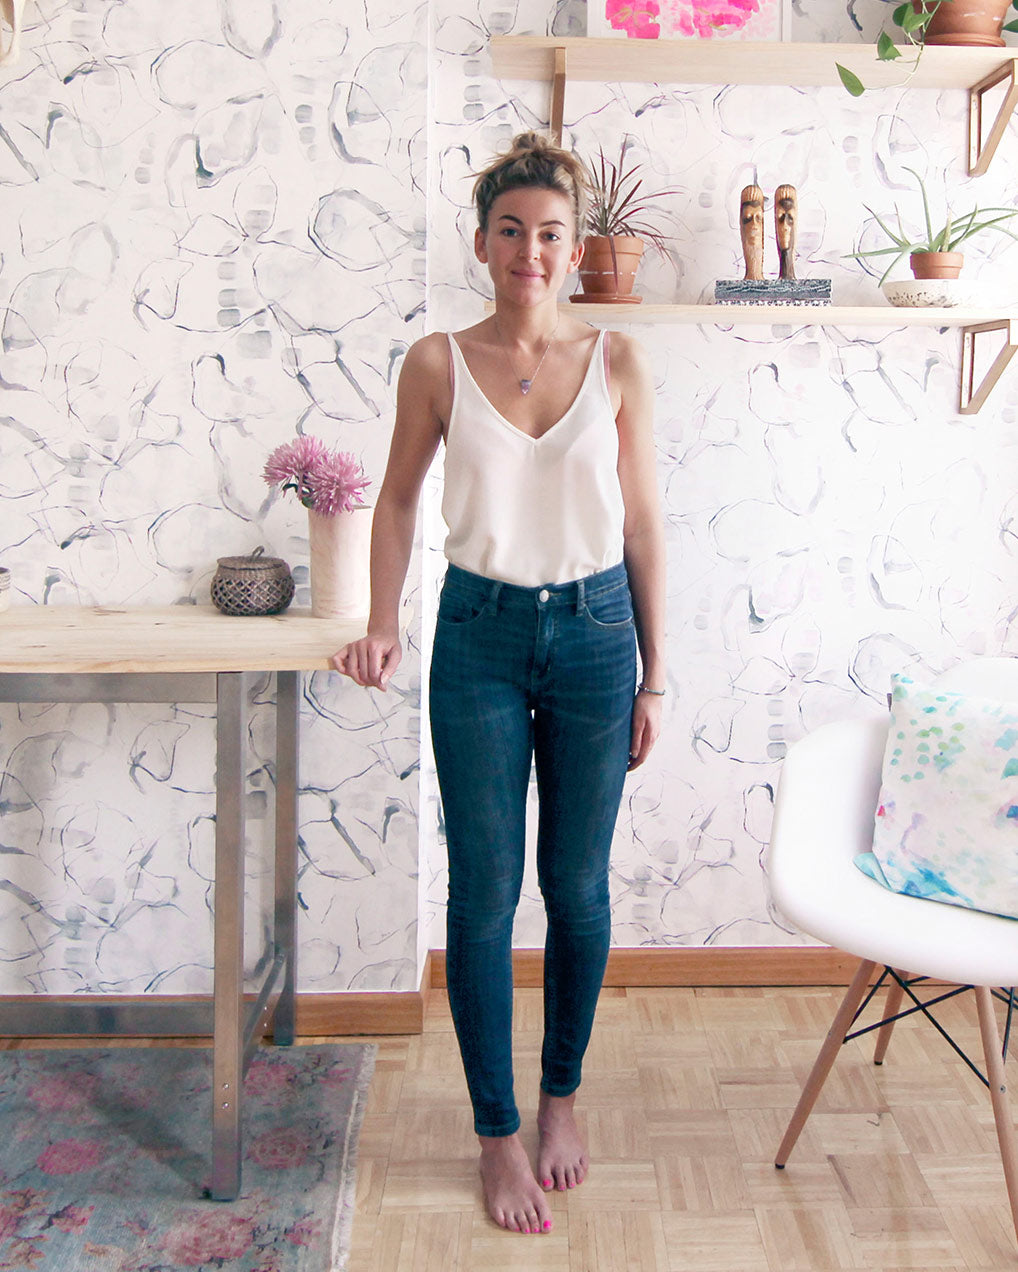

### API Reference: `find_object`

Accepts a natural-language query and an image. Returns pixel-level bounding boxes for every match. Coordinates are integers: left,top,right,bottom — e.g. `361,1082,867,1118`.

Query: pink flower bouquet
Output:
263,435,369,517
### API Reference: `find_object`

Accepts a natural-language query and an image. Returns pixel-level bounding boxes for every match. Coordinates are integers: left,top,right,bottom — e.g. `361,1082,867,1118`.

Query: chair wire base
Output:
843,967,1015,1088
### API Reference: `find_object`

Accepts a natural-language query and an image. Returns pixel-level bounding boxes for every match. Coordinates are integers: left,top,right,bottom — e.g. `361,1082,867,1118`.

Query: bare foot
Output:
479,1133,553,1234
537,1091,588,1191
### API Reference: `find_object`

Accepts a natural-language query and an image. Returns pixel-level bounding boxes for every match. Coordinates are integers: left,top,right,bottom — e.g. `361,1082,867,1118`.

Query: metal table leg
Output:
272,670,300,1046
211,670,246,1201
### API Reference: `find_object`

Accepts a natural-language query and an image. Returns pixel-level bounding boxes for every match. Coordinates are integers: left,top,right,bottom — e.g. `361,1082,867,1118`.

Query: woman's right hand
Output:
331,632,402,690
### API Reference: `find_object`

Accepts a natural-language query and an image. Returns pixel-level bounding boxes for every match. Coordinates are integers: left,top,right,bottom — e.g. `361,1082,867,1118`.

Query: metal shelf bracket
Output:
969,57,1018,175
960,318,1018,414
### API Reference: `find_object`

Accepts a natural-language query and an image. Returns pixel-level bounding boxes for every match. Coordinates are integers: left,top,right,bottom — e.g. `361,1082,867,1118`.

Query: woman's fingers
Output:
628,695,662,769
331,637,402,690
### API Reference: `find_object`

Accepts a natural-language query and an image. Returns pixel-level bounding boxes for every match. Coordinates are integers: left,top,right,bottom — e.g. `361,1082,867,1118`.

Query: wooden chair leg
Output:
873,970,906,1065
975,985,1018,1248
776,958,878,1168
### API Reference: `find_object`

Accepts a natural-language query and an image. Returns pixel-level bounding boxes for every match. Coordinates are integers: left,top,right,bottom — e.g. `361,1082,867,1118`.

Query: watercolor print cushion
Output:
854,673,1018,920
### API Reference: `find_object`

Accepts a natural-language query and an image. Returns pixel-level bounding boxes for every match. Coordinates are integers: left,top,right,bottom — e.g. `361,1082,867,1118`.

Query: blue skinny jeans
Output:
430,562,637,1138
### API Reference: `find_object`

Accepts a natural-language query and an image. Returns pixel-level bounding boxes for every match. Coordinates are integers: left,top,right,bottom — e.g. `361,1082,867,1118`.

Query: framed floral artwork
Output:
592,0,789,41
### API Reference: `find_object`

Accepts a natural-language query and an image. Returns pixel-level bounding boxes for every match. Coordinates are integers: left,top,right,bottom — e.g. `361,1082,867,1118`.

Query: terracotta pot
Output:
577,235,645,300
910,250,964,279
308,505,373,619
919,0,1010,45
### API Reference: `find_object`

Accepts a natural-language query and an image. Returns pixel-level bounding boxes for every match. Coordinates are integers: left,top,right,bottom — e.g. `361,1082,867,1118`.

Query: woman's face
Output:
475,186,584,304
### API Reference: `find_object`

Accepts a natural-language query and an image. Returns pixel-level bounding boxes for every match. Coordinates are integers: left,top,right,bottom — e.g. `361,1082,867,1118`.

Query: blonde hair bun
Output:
472,131,590,236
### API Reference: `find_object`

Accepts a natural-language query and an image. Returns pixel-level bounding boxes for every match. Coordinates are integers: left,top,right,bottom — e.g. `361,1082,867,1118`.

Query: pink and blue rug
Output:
0,1043,375,1271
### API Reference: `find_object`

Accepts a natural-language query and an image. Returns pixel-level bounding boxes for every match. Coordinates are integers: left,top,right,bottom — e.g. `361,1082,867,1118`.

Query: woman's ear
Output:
474,226,488,264
568,236,585,274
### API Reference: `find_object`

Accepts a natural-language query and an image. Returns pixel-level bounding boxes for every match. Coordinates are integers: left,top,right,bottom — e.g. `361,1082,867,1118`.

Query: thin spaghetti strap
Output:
447,333,456,393
602,329,611,396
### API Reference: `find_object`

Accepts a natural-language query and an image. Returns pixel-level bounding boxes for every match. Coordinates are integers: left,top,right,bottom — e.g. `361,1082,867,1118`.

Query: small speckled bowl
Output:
881,279,978,308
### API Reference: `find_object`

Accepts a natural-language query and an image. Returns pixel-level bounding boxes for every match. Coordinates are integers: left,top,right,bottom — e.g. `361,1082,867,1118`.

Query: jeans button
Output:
538,589,550,603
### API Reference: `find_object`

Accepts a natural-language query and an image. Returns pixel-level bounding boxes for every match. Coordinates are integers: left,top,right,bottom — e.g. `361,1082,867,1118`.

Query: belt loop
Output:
490,580,503,613
575,577,585,616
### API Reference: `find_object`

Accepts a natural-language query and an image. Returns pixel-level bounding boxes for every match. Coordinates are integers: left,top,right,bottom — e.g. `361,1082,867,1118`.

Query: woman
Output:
332,132,666,1236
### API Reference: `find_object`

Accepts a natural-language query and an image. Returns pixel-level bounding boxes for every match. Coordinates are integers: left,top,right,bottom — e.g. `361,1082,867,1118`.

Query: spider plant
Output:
851,167,1018,284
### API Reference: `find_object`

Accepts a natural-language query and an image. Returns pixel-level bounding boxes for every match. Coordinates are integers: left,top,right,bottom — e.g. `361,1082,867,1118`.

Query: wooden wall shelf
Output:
490,36,1018,174
556,303,1015,328
555,304,1018,415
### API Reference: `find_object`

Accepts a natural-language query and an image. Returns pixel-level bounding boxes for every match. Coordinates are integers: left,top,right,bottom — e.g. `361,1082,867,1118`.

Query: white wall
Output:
2,0,1017,996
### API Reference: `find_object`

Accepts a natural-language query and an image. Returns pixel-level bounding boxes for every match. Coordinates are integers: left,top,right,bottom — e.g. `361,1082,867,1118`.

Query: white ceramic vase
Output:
308,506,372,619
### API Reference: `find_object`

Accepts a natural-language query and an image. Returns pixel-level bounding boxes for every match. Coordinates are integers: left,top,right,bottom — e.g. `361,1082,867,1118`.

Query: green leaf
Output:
1004,18,1018,29
864,203,910,247
837,63,865,96
877,32,902,59
879,249,910,286
891,2,910,22
904,166,935,248
901,6,933,33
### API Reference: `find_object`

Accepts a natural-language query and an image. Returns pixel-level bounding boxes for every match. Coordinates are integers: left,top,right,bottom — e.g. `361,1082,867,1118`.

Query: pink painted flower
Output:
50,1203,93,1234
245,1058,298,1096
285,1215,321,1247
36,1139,105,1176
162,1211,255,1265
606,0,661,38
248,1127,311,1170
27,1074,99,1113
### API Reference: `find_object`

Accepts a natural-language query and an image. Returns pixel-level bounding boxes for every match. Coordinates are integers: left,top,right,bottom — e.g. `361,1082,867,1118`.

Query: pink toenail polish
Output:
542,1178,552,1188
543,1220,552,1231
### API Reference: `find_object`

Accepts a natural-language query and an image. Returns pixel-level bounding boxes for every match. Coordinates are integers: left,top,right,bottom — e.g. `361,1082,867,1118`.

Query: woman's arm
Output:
331,334,448,689
612,332,666,769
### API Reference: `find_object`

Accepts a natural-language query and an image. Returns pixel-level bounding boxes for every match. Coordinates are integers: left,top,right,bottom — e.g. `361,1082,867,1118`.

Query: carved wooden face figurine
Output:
775,185,797,250
775,184,797,279
740,184,765,280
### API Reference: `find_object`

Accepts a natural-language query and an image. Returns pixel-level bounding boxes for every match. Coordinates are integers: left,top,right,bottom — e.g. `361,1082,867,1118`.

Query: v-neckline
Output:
450,331,602,445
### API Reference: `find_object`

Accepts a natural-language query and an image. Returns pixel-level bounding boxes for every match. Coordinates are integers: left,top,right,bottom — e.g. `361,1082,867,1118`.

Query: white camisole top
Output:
442,329,626,588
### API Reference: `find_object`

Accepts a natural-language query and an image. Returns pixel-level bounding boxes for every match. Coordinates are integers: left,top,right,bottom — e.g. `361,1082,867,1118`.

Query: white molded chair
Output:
767,658,1018,1246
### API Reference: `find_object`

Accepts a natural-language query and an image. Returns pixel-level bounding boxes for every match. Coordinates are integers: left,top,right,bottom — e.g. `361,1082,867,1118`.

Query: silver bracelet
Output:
638,683,665,696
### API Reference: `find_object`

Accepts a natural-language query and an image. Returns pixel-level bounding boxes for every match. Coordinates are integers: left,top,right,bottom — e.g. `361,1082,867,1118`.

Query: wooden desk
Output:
0,605,364,1199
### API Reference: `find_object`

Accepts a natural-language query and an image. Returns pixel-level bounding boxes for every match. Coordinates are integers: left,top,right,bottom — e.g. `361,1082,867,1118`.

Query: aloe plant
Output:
851,167,1018,285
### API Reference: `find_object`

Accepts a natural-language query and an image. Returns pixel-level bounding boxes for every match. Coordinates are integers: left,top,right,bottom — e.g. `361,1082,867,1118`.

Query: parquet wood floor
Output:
344,985,1018,1272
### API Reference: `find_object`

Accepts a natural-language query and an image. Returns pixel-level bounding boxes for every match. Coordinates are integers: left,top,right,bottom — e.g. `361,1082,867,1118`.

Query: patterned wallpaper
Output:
2,0,1018,997
0,0,426,994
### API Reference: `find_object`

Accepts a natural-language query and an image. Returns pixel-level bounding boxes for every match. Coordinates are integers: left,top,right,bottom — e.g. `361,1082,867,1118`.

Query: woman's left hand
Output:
628,690,662,770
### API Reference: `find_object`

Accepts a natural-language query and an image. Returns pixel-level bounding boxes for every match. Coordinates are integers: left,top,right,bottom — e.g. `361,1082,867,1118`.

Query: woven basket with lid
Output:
211,547,294,616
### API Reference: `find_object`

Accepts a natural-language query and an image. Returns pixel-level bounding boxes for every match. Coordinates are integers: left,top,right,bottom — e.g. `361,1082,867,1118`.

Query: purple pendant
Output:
520,379,532,395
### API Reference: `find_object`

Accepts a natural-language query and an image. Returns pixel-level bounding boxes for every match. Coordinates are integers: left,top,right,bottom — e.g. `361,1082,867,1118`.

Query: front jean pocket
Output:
437,584,493,627
582,584,634,630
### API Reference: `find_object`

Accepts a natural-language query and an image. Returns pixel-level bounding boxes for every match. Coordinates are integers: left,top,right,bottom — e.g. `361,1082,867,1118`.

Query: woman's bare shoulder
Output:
607,329,651,379
402,331,453,380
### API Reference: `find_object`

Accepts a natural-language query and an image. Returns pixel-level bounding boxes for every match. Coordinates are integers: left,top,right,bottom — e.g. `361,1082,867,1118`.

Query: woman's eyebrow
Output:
496,213,567,228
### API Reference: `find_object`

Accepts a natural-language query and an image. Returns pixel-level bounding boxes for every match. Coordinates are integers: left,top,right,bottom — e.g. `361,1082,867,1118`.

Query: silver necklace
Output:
493,316,559,395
